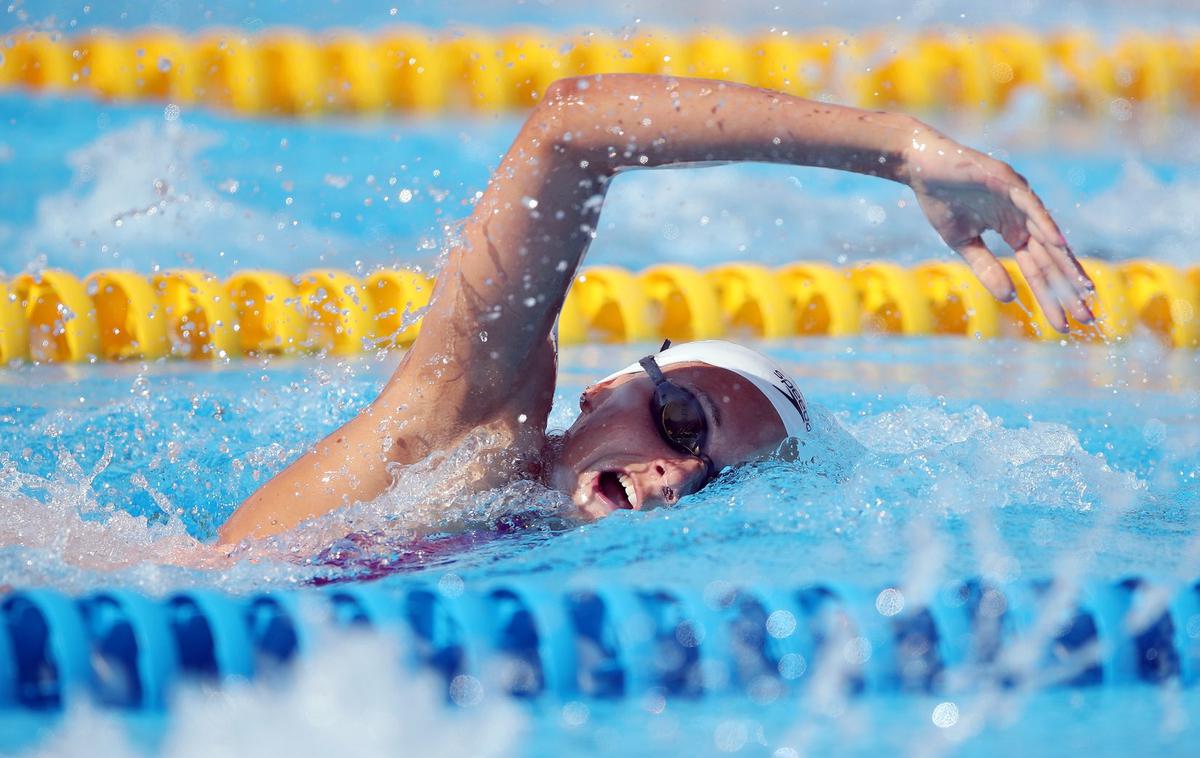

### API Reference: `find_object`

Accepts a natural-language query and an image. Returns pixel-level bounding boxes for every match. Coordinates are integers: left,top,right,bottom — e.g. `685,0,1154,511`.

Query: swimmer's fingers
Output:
1014,244,1069,333
1028,236,1095,326
1008,184,1065,247
1009,183,1096,298
1025,217,1094,303
954,236,1016,302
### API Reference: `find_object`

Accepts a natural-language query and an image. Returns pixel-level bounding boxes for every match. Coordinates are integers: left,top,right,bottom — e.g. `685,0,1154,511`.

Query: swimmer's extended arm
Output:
219,73,1091,546
417,73,1092,373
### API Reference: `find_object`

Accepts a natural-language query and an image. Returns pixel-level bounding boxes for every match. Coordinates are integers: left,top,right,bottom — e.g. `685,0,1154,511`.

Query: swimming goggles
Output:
638,340,719,484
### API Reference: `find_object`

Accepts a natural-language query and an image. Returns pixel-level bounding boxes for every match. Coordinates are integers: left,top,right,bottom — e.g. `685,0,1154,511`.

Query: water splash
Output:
19,627,526,758
8,120,354,275
0,356,1165,593
0,426,573,591
1076,160,1200,263
842,404,1141,513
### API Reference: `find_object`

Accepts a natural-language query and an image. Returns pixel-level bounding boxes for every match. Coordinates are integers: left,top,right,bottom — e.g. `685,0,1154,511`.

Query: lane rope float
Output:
0,259,1196,365
0,576,1196,710
2,28,1199,116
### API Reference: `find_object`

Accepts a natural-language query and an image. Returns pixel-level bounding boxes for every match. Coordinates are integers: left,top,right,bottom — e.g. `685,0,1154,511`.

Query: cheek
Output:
563,409,667,468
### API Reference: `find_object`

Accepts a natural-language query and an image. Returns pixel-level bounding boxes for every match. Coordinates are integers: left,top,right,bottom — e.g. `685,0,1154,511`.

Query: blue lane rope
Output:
1,578,1198,710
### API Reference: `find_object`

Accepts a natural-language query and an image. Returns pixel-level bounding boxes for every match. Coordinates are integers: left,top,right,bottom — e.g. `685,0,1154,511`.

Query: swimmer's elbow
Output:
540,77,579,105
528,78,587,137
528,76,625,172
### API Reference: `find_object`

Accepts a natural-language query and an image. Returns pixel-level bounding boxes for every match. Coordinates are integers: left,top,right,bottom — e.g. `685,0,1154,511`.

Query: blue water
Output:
2,94,1197,280
2,337,1198,755
4,1,1200,755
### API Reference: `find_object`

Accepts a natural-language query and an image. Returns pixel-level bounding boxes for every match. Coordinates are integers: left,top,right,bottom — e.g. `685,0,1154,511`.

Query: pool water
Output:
1,335,1197,755
2,336,1197,587
4,2,1200,755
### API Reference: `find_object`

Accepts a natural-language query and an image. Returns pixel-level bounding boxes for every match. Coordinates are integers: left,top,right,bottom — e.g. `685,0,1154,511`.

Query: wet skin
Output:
550,362,786,519
218,73,1091,547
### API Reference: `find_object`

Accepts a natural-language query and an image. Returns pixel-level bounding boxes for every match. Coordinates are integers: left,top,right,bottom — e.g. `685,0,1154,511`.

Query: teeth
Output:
617,473,638,508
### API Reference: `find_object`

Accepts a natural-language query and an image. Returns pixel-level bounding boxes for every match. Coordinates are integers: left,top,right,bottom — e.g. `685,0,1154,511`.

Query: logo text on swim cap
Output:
772,369,812,433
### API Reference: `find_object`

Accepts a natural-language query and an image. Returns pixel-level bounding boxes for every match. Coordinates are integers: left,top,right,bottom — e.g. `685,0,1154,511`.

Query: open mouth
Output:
596,470,637,510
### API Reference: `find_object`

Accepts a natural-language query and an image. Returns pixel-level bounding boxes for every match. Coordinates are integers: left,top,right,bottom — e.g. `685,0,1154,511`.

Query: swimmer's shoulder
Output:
380,334,556,462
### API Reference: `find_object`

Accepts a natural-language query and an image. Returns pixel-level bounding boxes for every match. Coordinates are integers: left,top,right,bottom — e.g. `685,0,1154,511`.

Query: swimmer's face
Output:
550,362,787,520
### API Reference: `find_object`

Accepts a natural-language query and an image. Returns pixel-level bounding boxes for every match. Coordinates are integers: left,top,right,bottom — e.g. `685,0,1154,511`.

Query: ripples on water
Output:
1,339,1192,593
2,338,1197,757
3,4,1200,751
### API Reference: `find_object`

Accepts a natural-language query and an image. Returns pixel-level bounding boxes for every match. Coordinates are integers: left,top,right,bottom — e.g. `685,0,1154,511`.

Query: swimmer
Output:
217,74,1094,545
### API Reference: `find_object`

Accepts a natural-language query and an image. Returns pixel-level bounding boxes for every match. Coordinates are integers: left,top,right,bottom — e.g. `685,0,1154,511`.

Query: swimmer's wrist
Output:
891,113,956,187
832,110,929,187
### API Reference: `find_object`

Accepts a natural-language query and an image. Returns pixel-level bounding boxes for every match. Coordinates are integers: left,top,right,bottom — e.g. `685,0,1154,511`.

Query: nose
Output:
640,456,707,507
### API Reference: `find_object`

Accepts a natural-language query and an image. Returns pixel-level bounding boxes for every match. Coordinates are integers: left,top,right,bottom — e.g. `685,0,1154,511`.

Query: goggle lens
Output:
654,385,706,456
639,344,717,482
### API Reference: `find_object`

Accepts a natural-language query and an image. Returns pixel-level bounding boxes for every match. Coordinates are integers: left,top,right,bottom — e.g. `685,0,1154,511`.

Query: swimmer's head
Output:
549,340,811,520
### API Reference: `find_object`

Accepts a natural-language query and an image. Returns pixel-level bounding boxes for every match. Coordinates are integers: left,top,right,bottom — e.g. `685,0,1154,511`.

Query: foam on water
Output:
1077,160,1200,263
0,372,1163,595
3,108,1198,275
16,627,526,758
5,120,359,276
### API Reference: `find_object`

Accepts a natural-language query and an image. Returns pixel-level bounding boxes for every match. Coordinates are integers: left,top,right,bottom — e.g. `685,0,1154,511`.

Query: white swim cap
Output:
597,340,812,439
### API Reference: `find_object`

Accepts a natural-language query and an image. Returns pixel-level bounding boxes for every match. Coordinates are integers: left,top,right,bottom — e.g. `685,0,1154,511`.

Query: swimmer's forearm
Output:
530,74,922,182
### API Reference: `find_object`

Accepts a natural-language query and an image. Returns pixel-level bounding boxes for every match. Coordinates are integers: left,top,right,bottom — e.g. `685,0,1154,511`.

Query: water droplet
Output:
448,674,483,707
777,653,806,679
875,587,904,616
437,573,464,597
478,330,488,343
842,636,872,664
765,610,796,638
932,701,959,728
157,56,171,72
561,701,589,727
714,720,748,753
521,196,538,210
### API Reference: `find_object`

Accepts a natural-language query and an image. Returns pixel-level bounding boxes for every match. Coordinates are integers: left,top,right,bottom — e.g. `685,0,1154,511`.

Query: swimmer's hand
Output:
901,125,1094,332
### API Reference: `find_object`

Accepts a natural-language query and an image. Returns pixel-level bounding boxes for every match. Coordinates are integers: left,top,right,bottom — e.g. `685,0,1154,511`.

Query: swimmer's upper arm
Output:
402,74,920,413
396,90,606,419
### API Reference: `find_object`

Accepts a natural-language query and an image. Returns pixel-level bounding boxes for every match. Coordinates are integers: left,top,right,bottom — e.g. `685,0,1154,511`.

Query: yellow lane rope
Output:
0,259,1196,364
2,28,1198,115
